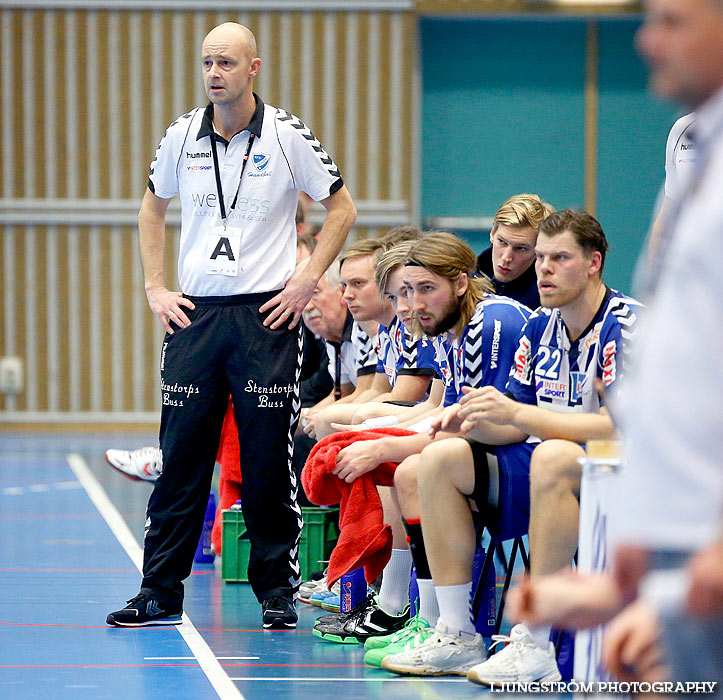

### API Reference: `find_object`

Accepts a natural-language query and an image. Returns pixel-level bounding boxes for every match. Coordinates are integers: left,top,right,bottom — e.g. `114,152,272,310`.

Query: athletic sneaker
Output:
365,613,430,650
320,594,340,612
262,595,297,629
313,592,373,628
364,616,432,667
308,580,341,608
298,570,329,604
106,593,182,627
313,596,409,644
105,446,163,482
466,624,561,686
381,619,485,676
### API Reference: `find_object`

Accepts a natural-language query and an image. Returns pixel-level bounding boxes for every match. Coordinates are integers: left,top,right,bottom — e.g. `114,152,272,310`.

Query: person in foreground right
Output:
503,0,723,690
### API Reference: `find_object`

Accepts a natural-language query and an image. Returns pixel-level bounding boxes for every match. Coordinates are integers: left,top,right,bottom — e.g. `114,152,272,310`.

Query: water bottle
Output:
408,565,419,618
194,491,216,563
340,567,366,613
471,543,496,636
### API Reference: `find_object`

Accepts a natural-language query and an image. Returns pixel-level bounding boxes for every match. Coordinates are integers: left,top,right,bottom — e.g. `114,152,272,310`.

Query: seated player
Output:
301,255,379,415
477,193,554,310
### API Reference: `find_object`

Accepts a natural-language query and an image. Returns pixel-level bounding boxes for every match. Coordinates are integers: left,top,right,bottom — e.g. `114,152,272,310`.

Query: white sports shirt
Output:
148,95,343,296
618,91,723,552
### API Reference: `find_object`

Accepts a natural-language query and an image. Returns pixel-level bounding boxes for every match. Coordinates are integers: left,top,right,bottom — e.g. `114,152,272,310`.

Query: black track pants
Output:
140,291,303,605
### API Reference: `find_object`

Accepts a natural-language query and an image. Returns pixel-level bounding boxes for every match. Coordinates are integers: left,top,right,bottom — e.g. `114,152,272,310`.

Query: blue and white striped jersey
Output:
376,318,441,387
506,287,641,412
443,295,532,406
423,334,452,387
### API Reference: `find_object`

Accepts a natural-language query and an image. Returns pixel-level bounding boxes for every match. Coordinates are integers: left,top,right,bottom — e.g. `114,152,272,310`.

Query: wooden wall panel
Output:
0,5,416,423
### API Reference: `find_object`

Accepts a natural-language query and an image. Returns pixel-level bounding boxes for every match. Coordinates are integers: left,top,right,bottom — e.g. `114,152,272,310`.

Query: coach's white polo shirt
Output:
148,94,343,296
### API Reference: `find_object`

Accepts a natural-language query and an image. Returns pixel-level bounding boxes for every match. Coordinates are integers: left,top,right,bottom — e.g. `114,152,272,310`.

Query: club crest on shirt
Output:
252,153,270,171
569,372,590,402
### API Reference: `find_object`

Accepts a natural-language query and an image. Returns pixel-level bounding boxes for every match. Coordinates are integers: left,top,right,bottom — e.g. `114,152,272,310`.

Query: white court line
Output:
228,677,470,683
66,454,244,700
2,481,83,496
145,657,260,661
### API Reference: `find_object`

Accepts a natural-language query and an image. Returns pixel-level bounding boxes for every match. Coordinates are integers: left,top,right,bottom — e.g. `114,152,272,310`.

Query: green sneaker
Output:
364,617,433,667
364,613,429,651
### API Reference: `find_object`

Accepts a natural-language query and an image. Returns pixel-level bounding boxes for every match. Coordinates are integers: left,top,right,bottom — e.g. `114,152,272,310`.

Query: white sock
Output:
526,623,552,650
416,578,439,626
435,582,475,637
378,549,412,616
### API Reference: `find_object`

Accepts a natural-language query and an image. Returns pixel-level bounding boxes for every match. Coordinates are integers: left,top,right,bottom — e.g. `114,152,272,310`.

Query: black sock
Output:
404,518,432,580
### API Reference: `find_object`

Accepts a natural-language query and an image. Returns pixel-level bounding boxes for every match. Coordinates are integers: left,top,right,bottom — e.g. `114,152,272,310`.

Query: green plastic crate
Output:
221,506,339,583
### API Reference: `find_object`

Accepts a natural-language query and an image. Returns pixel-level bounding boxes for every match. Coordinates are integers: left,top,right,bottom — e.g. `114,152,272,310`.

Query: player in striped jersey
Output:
382,210,641,682
505,284,639,414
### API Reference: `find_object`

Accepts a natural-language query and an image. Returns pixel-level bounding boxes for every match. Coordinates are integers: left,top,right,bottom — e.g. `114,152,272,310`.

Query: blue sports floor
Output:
0,433,517,700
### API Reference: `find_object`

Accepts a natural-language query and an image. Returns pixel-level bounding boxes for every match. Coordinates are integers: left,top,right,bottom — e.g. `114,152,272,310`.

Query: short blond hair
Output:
492,193,555,234
339,238,386,270
405,232,494,337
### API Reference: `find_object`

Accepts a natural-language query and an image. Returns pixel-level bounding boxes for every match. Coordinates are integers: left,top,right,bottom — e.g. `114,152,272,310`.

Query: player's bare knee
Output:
418,437,470,488
530,439,584,494
393,456,419,498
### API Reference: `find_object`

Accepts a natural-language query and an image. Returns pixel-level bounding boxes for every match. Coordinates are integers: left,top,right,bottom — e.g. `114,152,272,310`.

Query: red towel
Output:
301,427,415,586
211,398,242,556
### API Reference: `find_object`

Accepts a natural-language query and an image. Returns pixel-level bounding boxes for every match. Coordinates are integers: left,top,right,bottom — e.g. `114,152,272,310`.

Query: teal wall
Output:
421,17,678,293
596,21,677,291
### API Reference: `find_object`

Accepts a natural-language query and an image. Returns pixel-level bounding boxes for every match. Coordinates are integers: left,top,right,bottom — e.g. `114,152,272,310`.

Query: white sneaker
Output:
298,570,329,604
466,623,562,686
381,619,486,676
104,447,162,482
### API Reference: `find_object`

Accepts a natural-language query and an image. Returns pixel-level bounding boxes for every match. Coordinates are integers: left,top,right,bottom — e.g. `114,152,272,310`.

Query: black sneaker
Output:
314,593,376,627
313,596,409,644
262,595,297,629
106,594,183,627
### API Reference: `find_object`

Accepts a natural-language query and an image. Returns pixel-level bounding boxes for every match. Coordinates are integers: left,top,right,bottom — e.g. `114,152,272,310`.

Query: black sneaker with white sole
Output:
262,595,298,629
313,596,409,644
106,594,183,627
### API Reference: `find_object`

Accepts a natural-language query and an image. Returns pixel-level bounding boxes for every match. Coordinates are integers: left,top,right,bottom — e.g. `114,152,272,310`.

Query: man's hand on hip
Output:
146,286,195,334
259,275,316,330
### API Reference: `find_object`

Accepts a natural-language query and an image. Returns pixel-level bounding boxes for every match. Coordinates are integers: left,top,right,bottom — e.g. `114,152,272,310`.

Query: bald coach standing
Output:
106,23,355,630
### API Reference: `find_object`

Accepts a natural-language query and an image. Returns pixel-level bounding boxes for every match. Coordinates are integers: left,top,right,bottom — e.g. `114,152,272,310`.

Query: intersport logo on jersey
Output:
537,380,566,399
